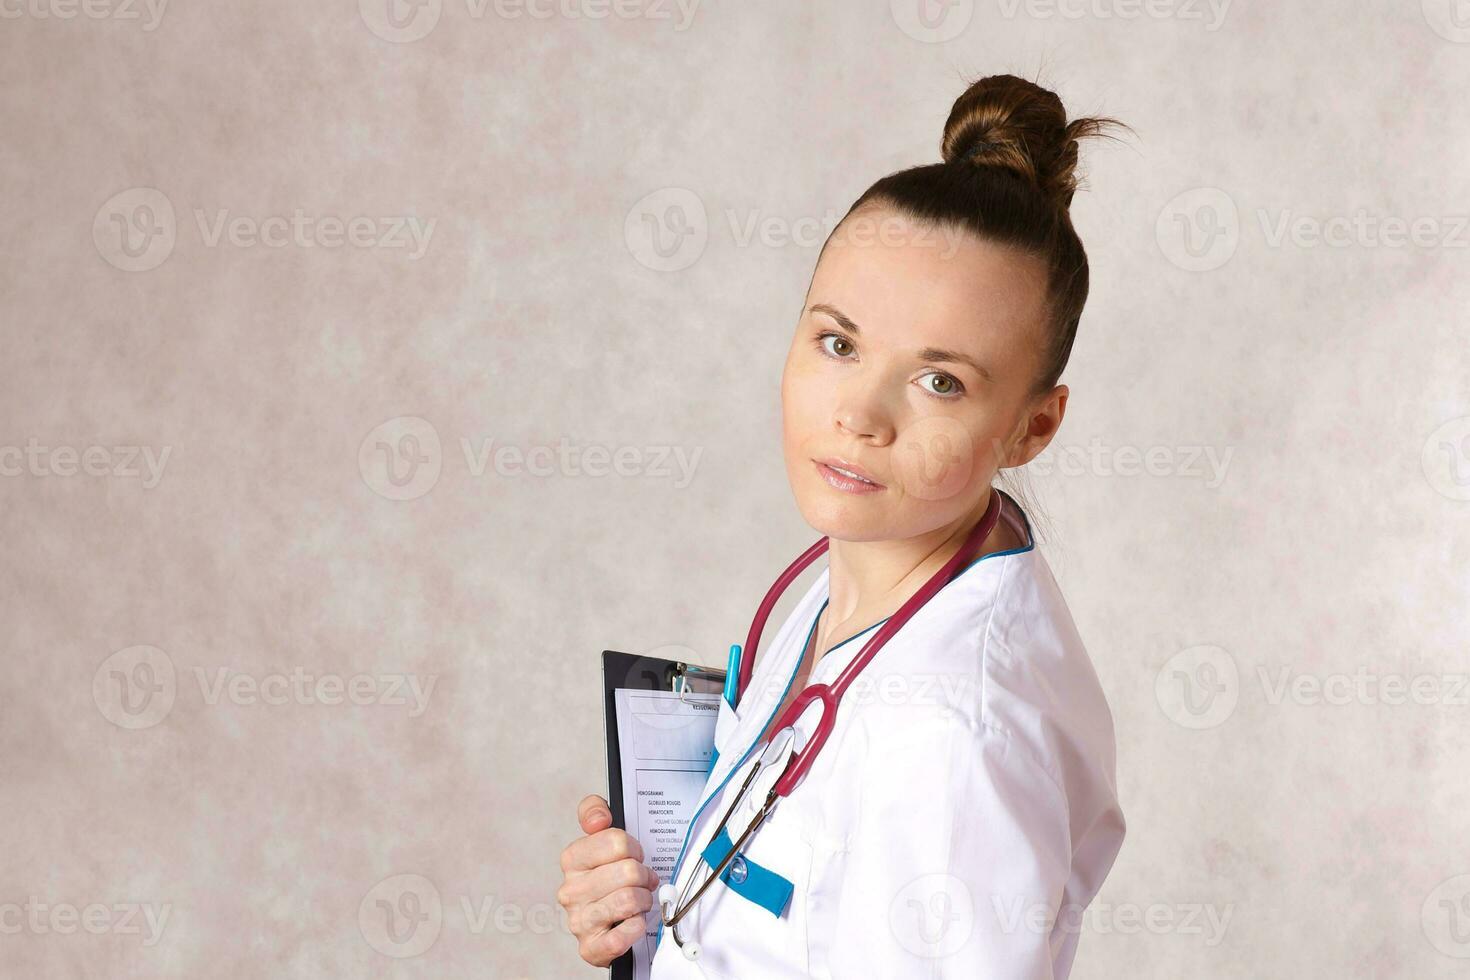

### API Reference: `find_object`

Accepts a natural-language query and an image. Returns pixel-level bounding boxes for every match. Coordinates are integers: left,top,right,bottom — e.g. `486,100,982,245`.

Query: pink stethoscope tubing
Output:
736,486,1003,799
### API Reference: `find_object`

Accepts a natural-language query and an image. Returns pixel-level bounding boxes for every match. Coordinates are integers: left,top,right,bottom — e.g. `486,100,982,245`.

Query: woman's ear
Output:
1004,384,1067,468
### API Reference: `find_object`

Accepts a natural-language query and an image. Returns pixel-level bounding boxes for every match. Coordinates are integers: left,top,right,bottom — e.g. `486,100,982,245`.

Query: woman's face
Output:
781,207,1064,543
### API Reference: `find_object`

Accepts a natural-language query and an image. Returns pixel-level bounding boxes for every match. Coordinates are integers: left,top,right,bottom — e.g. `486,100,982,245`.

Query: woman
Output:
559,73,1129,978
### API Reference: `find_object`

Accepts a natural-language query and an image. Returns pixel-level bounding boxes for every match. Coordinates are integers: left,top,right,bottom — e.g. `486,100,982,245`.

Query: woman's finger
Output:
576,884,654,935
577,794,612,835
560,856,659,911
560,827,645,874
579,910,648,966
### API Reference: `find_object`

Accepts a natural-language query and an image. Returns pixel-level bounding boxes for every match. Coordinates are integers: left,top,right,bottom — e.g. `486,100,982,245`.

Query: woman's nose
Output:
832,386,895,444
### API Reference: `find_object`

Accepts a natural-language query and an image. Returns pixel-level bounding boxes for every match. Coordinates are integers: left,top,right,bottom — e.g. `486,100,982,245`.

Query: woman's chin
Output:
793,491,898,543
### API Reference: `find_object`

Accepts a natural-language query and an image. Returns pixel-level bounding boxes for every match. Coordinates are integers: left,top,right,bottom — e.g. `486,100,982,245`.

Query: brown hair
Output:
830,72,1131,398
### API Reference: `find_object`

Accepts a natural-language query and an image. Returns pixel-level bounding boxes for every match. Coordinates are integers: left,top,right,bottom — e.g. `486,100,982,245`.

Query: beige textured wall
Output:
3,1,1468,977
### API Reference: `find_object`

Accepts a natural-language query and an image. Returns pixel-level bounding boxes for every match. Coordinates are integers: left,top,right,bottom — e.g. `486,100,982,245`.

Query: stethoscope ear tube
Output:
738,536,830,700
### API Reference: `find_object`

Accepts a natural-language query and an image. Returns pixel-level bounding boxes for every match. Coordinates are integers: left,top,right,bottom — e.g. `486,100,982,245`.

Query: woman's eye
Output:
818,333,855,358
917,371,963,398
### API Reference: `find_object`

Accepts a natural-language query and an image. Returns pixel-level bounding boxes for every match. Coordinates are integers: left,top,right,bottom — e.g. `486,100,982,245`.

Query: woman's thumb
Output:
578,794,612,834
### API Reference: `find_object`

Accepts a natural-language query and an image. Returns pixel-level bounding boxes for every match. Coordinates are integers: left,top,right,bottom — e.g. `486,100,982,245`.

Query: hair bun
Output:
941,73,1124,213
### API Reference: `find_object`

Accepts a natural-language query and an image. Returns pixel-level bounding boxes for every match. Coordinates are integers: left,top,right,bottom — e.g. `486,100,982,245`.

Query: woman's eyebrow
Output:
809,303,994,383
917,346,995,383
808,303,861,334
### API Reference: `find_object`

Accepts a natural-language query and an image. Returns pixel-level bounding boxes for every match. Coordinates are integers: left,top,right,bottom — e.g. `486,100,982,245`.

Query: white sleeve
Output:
818,710,1075,979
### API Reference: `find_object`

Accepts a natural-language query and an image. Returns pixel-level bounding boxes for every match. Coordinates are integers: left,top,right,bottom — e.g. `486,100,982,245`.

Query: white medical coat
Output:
649,491,1125,979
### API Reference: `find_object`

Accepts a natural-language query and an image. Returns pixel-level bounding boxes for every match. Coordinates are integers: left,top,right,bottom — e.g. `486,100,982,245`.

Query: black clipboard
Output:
600,650,726,979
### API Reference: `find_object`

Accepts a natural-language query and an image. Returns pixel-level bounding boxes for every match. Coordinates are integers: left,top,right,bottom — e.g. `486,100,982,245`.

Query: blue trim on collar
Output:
700,826,795,919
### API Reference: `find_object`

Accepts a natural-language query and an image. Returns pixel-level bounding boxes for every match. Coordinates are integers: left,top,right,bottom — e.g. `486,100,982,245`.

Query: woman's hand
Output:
557,794,661,967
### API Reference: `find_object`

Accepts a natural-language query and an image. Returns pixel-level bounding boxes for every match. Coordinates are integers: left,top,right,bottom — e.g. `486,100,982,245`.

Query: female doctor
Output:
558,73,1129,978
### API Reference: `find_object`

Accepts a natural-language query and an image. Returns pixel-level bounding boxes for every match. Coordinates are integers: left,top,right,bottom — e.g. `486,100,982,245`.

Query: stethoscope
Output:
656,487,1004,960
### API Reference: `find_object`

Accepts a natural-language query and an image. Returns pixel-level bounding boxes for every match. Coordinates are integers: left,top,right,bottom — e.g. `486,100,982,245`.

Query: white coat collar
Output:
711,489,1034,785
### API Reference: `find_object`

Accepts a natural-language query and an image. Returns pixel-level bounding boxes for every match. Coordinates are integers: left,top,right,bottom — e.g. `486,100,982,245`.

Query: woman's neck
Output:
817,491,1007,655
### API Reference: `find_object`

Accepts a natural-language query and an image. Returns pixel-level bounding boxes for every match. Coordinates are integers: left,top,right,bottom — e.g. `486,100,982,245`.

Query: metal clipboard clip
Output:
670,661,726,705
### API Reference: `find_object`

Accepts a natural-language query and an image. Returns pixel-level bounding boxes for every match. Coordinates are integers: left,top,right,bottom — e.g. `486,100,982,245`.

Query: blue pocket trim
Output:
700,826,794,918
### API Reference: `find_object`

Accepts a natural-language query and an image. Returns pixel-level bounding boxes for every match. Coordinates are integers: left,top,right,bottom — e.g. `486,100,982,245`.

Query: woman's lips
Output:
813,459,884,494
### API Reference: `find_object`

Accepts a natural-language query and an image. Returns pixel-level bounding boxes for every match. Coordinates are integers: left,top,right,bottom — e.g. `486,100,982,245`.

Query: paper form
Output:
612,688,720,980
